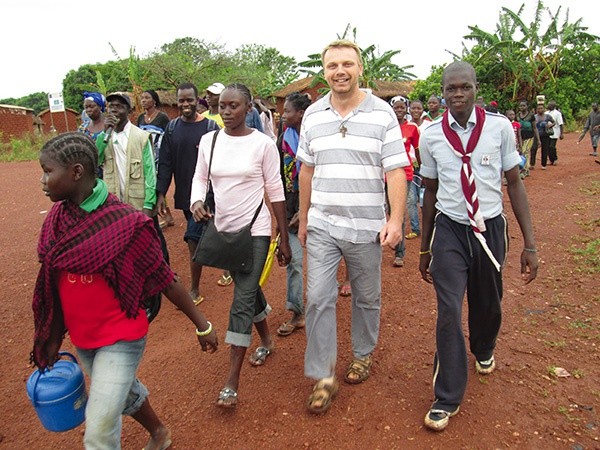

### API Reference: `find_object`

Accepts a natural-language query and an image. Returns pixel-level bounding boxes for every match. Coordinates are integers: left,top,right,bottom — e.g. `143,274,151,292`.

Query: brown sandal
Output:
307,379,339,414
277,319,305,336
344,355,372,384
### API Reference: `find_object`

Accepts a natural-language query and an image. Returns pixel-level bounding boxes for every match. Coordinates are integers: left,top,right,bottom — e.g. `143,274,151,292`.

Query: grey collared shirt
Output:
419,109,521,225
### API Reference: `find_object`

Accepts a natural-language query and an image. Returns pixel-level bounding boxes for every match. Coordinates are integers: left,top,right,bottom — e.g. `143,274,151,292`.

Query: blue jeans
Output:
76,338,148,450
407,174,421,235
286,232,304,315
395,220,407,258
304,227,382,379
395,180,413,258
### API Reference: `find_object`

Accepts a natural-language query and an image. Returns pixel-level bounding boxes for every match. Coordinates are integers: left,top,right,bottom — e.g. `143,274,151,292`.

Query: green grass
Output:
569,318,592,329
544,339,567,348
570,238,600,273
0,133,49,162
572,368,584,379
579,180,600,196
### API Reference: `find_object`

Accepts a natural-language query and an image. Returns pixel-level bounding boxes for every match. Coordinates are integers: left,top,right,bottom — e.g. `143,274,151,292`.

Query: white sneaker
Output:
424,406,460,431
475,356,496,374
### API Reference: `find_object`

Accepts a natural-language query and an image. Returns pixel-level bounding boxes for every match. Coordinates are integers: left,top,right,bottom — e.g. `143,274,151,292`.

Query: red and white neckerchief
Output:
441,106,501,271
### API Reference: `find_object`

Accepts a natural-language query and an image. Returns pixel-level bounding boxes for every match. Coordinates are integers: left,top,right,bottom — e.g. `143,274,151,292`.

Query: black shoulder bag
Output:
193,130,262,273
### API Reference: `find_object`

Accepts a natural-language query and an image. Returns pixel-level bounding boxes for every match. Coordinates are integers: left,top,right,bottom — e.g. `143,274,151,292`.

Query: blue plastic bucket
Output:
26,352,87,432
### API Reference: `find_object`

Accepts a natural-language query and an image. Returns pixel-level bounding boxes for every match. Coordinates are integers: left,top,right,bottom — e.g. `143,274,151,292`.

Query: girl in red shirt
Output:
33,132,218,450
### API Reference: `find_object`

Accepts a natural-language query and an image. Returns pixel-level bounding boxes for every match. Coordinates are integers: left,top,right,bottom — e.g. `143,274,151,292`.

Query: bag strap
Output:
249,200,263,227
206,129,262,226
206,129,220,195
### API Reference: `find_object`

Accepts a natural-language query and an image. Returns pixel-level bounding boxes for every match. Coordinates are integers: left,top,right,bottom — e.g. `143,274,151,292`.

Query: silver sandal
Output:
248,346,272,366
217,387,238,408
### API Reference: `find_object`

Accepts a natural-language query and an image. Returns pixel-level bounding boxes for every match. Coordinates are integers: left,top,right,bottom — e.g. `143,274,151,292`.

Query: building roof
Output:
0,104,34,112
272,78,319,98
271,77,416,100
37,107,80,116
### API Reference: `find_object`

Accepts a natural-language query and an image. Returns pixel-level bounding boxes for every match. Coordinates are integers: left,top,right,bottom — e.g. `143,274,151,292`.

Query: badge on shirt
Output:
481,154,491,165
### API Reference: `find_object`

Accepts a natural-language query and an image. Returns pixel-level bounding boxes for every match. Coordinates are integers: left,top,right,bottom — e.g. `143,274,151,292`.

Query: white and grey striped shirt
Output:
297,90,409,243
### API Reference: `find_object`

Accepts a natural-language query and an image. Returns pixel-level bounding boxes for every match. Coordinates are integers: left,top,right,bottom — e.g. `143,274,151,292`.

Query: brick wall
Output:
0,105,34,142
38,108,80,134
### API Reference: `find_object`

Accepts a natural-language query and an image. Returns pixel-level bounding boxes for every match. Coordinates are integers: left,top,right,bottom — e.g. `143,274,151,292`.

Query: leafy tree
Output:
229,44,298,97
0,92,49,114
410,65,444,103
62,60,130,111
459,1,599,118
141,37,229,90
298,24,415,94
62,65,100,111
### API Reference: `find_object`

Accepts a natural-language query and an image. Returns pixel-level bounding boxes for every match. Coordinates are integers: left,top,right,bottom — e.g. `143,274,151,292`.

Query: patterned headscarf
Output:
83,91,106,112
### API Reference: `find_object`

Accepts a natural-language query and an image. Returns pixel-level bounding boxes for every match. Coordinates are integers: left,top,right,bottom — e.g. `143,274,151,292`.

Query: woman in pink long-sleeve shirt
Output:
191,83,292,408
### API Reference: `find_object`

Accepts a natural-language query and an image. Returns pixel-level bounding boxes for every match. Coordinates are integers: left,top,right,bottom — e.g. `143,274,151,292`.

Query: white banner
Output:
48,92,65,113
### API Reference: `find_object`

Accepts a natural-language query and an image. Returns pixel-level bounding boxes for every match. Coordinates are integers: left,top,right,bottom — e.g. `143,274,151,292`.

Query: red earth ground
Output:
0,132,598,449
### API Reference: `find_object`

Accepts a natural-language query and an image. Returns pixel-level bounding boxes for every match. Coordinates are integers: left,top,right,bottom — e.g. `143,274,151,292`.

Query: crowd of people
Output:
33,37,600,447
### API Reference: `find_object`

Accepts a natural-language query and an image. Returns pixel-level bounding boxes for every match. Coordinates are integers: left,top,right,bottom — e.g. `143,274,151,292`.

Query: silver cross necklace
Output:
339,119,349,138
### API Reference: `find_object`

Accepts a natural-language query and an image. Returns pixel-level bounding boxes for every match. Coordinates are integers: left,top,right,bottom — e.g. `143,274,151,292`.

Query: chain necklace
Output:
339,118,351,138
144,110,158,124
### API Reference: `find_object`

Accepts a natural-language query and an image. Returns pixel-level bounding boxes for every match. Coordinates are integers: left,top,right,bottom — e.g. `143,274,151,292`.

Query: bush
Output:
0,133,50,162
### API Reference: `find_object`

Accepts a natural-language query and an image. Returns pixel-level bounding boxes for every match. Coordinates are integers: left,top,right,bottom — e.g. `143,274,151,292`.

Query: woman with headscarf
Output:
78,91,106,140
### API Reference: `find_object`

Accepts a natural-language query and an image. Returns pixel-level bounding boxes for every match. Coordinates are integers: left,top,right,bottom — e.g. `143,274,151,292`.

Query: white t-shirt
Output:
190,129,285,236
546,109,563,139
110,121,132,202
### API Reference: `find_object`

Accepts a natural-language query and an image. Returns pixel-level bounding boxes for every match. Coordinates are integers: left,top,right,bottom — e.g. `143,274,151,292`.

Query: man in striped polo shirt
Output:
297,39,410,414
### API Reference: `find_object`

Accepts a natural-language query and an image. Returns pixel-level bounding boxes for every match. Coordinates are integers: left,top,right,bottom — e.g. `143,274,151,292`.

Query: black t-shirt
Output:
157,118,217,211
137,111,170,130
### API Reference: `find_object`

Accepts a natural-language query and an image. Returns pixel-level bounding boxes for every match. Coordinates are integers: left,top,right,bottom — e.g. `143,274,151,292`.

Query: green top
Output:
80,179,109,213
96,130,156,210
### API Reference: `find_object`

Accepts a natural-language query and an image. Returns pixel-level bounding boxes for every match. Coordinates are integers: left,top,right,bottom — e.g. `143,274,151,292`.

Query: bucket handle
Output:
31,351,79,405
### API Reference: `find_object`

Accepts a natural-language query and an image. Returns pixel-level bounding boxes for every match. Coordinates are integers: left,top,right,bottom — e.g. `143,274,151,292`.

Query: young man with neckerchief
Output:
418,61,538,431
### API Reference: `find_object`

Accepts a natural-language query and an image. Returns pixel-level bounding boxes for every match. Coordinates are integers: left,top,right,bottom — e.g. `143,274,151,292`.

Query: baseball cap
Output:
390,95,408,106
106,92,132,109
206,82,225,95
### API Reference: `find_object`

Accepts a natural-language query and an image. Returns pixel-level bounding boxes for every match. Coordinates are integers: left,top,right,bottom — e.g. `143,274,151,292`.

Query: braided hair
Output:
225,83,253,104
285,91,312,112
40,132,98,176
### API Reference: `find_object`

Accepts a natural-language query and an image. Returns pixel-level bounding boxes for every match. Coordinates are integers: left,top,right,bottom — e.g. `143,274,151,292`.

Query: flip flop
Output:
248,346,273,366
143,429,172,450
217,274,233,287
277,320,305,337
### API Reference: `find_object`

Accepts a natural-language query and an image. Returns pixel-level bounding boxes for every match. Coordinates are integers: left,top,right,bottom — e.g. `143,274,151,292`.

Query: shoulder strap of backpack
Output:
167,117,180,136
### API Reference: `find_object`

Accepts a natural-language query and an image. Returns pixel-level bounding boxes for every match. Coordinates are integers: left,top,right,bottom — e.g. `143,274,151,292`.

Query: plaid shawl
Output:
32,194,174,368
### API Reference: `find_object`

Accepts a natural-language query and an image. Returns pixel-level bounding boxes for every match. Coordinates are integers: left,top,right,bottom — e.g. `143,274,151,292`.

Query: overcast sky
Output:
2,0,598,100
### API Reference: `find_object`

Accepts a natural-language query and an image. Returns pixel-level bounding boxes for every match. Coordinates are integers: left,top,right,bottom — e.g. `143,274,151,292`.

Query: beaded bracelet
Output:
419,250,431,255
523,248,538,253
195,321,213,337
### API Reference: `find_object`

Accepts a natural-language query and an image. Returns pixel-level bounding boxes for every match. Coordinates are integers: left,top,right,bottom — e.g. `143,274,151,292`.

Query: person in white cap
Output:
202,82,225,128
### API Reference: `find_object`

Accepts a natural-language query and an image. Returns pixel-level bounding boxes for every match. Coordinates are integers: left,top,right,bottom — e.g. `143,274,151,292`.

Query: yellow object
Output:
259,234,280,287
195,321,213,336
